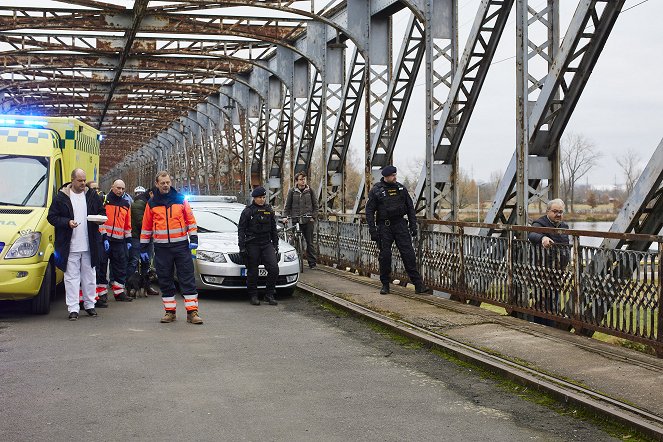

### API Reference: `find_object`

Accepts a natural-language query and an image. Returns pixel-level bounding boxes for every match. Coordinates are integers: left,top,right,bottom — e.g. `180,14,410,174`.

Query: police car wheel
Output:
31,262,53,315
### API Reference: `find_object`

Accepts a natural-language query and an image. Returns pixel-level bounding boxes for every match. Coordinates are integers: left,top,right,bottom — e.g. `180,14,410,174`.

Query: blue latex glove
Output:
140,252,150,262
127,242,132,250
103,240,110,252
189,242,198,250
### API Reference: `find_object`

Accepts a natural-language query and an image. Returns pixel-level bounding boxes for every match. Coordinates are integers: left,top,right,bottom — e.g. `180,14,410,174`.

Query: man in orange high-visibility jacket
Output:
99,179,134,302
140,171,202,325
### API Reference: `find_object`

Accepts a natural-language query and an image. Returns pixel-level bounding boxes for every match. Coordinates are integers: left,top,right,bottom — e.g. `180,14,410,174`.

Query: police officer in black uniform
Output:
238,186,279,306
366,165,431,295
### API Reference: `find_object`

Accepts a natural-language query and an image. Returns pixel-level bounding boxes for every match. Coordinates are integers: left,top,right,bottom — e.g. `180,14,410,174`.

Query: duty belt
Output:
381,218,404,226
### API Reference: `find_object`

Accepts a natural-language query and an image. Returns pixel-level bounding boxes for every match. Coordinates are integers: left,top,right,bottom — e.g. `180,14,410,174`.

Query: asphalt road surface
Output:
0,290,617,441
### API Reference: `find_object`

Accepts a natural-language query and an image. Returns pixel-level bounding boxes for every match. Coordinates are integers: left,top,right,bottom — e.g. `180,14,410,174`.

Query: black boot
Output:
380,283,389,295
250,294,260,305
415,284,432,294
265,293,278,306
96,294,109,308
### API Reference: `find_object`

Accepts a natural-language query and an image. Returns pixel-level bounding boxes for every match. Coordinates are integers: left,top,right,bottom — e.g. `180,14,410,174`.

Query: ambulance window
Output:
54,159,63,191
0,155,49,207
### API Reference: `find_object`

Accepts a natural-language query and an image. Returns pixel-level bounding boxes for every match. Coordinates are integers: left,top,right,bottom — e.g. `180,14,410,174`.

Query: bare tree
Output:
616,148,642,195
560,133,602,212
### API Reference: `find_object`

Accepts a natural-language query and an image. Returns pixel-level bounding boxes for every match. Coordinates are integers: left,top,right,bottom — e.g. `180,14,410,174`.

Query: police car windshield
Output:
0,155,49,207
192,209,240,233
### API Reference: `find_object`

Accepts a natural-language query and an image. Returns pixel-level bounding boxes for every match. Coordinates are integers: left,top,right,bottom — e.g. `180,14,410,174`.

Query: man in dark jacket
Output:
47,169,105,320
366,165,430,296
127,186,158,295
527,198,570,317
88,180,111,307
100,179,133,302
238,186,279,306
283,171,318,268
528,198,570,268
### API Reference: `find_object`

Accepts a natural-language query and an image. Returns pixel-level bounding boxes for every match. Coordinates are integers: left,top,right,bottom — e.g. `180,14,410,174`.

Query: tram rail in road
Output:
297,272,663,441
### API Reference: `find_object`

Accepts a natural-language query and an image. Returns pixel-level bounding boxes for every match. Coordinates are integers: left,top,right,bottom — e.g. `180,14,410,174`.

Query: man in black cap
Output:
366,165,431,295
238,186,279,306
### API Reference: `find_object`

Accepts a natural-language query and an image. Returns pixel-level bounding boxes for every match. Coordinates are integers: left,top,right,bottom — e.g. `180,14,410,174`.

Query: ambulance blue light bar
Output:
0,118,48,127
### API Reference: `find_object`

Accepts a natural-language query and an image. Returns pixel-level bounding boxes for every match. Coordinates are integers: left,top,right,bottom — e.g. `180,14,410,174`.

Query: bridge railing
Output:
315,216,662,356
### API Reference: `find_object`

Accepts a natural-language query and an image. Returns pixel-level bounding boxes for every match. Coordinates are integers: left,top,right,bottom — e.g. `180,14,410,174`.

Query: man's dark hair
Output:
294,171,307,181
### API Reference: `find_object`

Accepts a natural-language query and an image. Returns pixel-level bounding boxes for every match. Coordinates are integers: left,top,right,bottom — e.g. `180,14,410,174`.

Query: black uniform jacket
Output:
47,183,105,272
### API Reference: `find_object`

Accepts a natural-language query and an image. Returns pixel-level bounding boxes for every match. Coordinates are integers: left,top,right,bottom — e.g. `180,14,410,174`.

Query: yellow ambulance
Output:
0,116,101,313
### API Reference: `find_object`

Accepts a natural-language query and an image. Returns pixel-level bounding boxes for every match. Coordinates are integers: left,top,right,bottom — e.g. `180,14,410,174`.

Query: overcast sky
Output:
389,0,662,187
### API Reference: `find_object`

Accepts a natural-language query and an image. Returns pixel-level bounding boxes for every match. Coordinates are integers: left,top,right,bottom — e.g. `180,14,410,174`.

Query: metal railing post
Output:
507,226,515,306
573,235,582,323
657,241,663,357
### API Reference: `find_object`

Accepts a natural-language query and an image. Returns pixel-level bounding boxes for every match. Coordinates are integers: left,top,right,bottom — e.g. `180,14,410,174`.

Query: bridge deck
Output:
299,265,663,425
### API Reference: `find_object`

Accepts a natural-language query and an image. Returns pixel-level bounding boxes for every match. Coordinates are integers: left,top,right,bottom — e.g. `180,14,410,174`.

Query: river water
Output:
566,221,613,248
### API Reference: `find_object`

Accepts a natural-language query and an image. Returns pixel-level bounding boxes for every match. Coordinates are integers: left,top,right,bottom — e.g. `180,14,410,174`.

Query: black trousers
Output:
378,220,422,286
246,243,279,296
298,221,316,266
96,237,109,285
154,242,197,297
107,240,128,285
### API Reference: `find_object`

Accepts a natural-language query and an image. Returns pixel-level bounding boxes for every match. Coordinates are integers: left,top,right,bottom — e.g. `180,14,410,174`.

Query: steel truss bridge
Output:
2,1,662,351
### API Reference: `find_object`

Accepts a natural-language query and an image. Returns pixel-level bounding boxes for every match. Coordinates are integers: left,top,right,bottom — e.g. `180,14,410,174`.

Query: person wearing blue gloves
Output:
140,171,202,324
99,179,134,302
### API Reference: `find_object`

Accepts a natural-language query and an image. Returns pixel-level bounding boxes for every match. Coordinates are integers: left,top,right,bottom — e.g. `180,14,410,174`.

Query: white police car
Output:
187,195,299,295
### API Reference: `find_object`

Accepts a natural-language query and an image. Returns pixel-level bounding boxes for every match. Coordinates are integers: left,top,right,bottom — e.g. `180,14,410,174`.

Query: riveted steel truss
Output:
414,0,513,219
352,14,427,215
3,0,651,246
483,0,627,234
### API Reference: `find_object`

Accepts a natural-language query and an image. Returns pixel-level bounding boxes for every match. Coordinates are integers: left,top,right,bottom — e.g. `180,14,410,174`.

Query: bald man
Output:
47,169,105,320
99,179,134,302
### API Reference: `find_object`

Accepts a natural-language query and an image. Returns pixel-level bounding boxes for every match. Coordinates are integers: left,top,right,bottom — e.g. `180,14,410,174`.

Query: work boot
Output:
265,293,278,306
145,286,160,296
115,291,133,302
415,284,432,294
379,283,389,295
160,311,176,323
250,294,260,306
187,310,204,325
96,294,109,308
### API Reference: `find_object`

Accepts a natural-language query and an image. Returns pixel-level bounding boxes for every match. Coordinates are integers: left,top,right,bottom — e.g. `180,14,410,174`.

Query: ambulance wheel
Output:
31,263,53,315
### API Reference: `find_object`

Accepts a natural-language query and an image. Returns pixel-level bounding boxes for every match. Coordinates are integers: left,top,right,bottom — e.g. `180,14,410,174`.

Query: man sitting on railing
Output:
527,198,570,318
366,165,431,296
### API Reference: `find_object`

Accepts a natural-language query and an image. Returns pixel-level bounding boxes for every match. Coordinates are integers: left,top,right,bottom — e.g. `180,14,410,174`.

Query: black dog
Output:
126,272,147,298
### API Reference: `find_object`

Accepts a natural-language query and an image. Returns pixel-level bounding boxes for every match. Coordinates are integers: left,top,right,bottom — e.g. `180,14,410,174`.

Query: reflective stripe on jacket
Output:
100,192,132,241
140,187,198,248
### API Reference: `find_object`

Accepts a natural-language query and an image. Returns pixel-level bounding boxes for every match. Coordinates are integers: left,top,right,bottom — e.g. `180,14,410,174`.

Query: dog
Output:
126,272,147,298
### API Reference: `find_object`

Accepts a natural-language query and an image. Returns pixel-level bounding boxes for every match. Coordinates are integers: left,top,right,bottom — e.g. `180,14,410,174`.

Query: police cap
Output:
251,186,267,198
381,165,397,176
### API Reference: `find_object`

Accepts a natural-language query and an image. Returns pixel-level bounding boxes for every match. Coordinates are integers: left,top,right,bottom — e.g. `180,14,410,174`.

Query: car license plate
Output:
241,268,268,277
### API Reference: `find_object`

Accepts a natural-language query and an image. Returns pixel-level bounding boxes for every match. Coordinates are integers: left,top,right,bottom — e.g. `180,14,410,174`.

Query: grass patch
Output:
479,303,508,315
592,332,656,356
318,301,349,317
362,320,423,349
